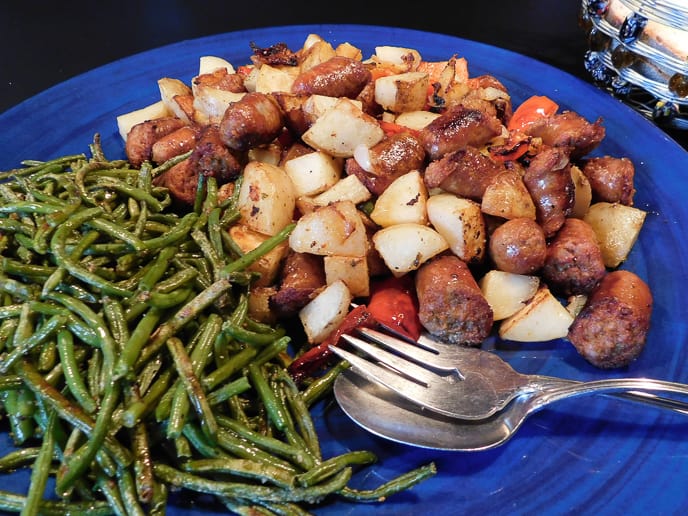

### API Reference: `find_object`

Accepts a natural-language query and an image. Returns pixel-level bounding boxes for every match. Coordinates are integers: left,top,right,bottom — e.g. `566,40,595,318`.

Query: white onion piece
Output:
481,86,510,101
353,143,374,172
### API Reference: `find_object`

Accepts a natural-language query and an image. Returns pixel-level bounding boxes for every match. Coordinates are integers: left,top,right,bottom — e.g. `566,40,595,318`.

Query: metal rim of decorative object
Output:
580,0,688,130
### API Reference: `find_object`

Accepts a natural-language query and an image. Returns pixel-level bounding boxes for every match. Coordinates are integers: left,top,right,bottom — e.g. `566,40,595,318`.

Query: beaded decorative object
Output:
580,0,688,129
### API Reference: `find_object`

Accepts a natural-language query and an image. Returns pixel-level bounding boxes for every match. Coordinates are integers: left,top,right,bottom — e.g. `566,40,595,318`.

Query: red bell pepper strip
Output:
507,95,559,132
366,275,422,341
379,120,419,137
287,304,375,385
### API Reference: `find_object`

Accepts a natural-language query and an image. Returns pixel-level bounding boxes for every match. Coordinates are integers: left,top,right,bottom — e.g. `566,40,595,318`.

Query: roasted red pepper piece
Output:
288,304,375,384
507,95,559,132
367,275,422,341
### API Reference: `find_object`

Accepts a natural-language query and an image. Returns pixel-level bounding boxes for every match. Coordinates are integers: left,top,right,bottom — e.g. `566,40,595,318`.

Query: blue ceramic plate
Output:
1,24,687,515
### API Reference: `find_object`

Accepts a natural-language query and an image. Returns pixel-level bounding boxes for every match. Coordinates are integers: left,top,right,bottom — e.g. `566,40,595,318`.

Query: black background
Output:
1,0,686,148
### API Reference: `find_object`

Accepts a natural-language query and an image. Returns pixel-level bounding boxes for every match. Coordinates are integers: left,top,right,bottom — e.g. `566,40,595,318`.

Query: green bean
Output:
2,389,35,445
183,457,296,489
153,463,352,504
131,422,154,504
37,338,58,372
0,314,68,374
0,274,40,301
95,473,128,516
0,154,85,180
117,466,146,516
1,259,55,280
0,489,112,516
119,368,174,428
167,314,222,438
166,336,218,444
296,451,377,488
136,245,177,294
220,223,295,277
302,360,350,408
55,377,121,495
337,462,438,502
207,376,251,406
150,150,192,177
22,410,57,516
277,369,321,461
86,217,146,251
15,360,131,467
102,296,129,352
50,207,133,297
0,447,42,472
202,346,258,391
56,329,97,414
114,307,163,379
136,275,234,367
139,211,197,250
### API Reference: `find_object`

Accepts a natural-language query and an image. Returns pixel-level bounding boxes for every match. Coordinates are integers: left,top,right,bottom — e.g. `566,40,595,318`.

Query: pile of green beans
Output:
0,137,435,515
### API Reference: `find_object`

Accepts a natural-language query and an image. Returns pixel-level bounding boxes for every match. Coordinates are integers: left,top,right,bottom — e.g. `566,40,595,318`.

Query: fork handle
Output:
528,377,688,415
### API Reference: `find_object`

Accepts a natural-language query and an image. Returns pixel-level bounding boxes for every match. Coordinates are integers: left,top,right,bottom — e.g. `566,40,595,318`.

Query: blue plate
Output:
1,24,688,515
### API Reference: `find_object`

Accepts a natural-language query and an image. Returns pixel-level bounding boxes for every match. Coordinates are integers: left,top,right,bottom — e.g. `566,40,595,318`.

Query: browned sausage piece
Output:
489,218,547,275
567,270,652,368
419,104,503,161
219,92,285,151
189,125,244,183
542,217,607,296
522,146,574,237
581,155,636,205
270,251,326,319
151,125,200,164
415,255,493,346
152,158,198,206
424,146,506,201
349,132,426,195
524,111,606,159
125,117,187,168
291,56,371,99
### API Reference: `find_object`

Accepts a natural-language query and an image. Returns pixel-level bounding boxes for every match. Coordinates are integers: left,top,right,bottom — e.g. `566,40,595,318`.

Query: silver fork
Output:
330,327,688,420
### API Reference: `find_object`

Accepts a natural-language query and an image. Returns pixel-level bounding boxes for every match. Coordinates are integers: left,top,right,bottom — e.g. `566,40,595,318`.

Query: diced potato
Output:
242,66,259,92
299,40,336,71
237,161,296,236
116,100,171,141
303,95,338,118
370,170,428,227
374,72,430,113
583,202,646,267
247,143,282,166
289,200,368,257
199,56,235,75
570,165,592,218
158,78,192,121
247,286,277,324
283,151,343,197
394,110,441,130
192,86,245,124
302,33,325,51
427,193,486,263
498,286,574,342
372,223,449,277
229,224,289,286
374,46,422,71
324,255,370,297
311,174,372,207
481,170,537,220
302,99,384,157
335,42,363,60
566,294,588,318
255,64,298,94
299,280,352,343
479,270,540,320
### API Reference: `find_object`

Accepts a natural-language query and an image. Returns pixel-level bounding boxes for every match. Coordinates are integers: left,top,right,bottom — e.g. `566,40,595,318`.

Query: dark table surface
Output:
1,0,686,149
